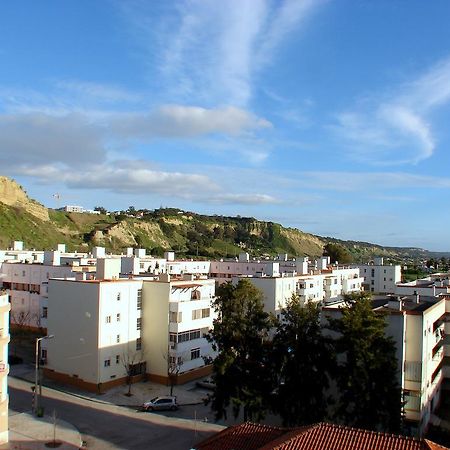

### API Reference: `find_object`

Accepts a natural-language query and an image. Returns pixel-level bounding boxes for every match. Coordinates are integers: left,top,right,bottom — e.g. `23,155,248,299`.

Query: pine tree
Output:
327,293,402,432
271,295,335,426
206,279,274,421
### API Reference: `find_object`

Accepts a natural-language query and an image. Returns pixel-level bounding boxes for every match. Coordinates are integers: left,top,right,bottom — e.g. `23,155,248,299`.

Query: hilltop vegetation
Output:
0,176,447,263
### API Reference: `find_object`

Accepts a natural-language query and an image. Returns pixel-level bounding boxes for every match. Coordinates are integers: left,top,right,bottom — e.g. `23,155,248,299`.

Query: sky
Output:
1,1,450,251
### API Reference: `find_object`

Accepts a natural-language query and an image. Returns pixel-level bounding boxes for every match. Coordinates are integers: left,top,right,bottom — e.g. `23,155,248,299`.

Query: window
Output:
117,313,121,322
116,334,120,343
41,349,47,360
137,289,142,310
116,355,120,364
192,309,201,320
22,270,26,277
136,338,142,351
191,290,201,300
190,329,201,340
137,318,142,330
202,308,210,318
117,293,121,301
42,307,48,318
104,359,111,367
191,348,200,360
170,356,183,366
106,316,111,324
169,311,182,323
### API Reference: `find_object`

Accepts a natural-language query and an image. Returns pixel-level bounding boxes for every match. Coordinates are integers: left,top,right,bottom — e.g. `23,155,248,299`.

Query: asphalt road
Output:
9,377,223,450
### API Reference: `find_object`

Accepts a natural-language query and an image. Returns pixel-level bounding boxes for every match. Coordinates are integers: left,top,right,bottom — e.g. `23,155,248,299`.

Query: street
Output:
9,377,223,450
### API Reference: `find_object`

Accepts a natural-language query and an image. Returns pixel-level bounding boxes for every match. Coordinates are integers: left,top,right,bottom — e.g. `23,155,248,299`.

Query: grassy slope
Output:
0,201,439,262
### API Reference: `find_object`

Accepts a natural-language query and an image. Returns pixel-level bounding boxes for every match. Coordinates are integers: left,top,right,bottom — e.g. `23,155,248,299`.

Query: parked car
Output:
143,396,178,412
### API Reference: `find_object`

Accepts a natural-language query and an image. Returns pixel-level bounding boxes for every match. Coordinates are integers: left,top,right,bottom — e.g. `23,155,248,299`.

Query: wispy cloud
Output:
121,0,324,107
296,171,450,191
12,160,279,206
112,105,272,139
334,56,450,165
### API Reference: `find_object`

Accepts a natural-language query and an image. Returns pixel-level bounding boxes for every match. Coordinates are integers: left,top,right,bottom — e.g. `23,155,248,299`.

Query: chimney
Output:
414,290,420,304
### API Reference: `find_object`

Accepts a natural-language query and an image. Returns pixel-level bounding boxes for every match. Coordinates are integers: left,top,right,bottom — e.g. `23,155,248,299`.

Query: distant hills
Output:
0,176,448,263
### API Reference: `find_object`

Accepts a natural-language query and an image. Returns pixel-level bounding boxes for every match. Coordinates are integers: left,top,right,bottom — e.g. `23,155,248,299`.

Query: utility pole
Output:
34,335,54,415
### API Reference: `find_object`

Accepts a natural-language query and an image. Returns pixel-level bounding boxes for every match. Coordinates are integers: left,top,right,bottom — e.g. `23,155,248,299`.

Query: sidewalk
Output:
1,412,82,450
9,362,209,409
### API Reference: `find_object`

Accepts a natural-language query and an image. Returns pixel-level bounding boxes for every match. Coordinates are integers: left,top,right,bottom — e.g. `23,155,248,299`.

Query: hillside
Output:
0,177,445,263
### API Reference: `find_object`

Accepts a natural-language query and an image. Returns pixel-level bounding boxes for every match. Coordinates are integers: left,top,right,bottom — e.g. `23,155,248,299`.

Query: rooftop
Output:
194,422,449,450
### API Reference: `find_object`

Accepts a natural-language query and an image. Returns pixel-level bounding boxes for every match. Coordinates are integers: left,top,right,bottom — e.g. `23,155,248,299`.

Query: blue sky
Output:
1,1,450,251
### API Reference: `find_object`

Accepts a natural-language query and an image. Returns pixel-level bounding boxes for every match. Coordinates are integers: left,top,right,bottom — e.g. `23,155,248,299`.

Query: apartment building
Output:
0,291,9,445
44,276,145,392
43,263,216,391
358,257,402,294
382,295,447,436
232,263,363,317
0,252,76,329
143,274,216,384
323,294,448,437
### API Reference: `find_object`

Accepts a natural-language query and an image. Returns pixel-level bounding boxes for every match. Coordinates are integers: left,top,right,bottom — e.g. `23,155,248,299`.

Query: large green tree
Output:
206,279,274,421
324,243,352,264
271,295,335,426
327,292,402,432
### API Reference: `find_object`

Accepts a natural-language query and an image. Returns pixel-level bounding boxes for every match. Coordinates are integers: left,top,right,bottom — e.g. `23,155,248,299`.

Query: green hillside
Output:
0,176,445,263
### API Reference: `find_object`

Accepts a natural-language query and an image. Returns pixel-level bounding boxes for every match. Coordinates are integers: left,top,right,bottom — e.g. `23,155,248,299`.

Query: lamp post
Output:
34,335,54,415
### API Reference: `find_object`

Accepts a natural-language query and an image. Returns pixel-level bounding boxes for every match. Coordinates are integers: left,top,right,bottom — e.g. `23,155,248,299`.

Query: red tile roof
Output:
194,422,450,450
195,422,292,450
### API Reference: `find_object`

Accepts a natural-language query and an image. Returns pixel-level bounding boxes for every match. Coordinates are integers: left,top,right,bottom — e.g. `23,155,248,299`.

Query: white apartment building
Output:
395,274,450,298
0,254,76,330
143,275,216,384
0,291,10,445
323,294,448,437
232,264,363,316
44,276,145,392
44,263,216,391
382,295,447,436
358,257,402,294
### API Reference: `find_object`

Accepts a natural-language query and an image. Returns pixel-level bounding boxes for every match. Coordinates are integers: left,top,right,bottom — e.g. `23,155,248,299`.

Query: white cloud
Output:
0,113,106,168
10,160,279,206
112,105,272,139
209,193,279,205
334,56,450,165
121,0,324,106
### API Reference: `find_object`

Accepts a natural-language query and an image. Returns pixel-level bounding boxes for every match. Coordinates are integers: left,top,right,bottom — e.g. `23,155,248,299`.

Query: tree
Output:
121,346,146,396
324,243,352,264
326,292,402,432
94,206,107,214
271,295,335,426
206,279,274,421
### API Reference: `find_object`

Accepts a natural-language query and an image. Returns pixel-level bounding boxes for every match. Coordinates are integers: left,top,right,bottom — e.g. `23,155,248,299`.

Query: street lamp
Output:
33,334,54,415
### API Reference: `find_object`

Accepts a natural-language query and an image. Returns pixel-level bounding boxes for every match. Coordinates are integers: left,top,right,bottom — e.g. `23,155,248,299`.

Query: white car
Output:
143,396,178,411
